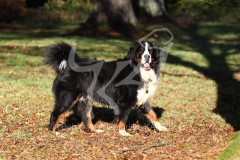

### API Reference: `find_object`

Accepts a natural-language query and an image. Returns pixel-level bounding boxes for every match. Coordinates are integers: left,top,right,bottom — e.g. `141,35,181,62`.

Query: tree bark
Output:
85,0,137,30
139,0,168,17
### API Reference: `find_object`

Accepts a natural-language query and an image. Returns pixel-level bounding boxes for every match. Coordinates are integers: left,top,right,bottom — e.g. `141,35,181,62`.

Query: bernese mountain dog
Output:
45,41,167,136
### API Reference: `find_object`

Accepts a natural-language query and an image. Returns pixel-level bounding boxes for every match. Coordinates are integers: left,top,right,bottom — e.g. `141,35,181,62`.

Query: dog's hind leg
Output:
48,91,79,131
141,102,167,132
78,96,103,133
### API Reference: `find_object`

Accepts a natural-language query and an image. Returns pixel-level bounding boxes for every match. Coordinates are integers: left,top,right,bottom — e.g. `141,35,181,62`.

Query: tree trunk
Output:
139,0,168,17
83,0,168,34
85,0,137,30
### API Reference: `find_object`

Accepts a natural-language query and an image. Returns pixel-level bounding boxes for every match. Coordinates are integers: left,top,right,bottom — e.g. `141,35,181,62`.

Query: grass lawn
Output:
219,132,240,159
0,21,239,159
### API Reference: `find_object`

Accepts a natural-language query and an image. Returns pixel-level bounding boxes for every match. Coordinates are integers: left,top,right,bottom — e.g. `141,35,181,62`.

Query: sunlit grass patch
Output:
219,132,240,160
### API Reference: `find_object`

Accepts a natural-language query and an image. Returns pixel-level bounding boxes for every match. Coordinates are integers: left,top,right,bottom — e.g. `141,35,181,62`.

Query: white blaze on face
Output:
141,42,151,68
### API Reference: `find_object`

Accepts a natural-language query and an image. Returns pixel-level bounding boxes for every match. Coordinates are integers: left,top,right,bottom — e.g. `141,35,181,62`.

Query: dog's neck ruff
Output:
136,67,159,106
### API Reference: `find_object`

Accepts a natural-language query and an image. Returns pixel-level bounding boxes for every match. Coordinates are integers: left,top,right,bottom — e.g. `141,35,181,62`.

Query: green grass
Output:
0,21,240,159
219,132,240,160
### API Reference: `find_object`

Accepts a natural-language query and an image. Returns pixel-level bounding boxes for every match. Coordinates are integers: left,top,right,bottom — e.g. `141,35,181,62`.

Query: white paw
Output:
154,122,168,131
95,129,104,133
119,130,132,136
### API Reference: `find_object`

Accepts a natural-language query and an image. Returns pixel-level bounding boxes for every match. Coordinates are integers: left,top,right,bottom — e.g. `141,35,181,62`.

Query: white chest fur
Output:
136,67,158,106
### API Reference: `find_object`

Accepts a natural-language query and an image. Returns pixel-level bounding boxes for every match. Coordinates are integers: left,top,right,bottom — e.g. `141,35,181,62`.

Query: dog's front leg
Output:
116,107,132,136
142,102,167,131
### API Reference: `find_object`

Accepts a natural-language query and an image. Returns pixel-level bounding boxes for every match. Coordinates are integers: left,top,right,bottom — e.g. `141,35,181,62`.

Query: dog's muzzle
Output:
141,42,151,69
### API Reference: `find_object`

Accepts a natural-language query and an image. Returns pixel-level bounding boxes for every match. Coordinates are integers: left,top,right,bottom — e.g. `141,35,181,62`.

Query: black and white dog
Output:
45,41,167,136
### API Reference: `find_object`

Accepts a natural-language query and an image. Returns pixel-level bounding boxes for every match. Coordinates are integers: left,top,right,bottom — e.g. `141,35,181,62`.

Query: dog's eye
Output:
148,48,153,53
140,48,145,52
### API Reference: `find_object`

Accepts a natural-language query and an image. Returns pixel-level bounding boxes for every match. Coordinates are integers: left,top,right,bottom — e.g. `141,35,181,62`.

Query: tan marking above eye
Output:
140,48,145,52
136,58,141,62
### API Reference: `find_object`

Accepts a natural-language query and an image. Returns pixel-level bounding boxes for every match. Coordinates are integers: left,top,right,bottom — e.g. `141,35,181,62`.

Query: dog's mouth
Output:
143,63,151,69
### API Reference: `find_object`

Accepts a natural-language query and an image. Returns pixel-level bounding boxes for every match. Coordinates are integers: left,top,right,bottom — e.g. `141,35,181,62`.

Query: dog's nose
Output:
144,54,150,62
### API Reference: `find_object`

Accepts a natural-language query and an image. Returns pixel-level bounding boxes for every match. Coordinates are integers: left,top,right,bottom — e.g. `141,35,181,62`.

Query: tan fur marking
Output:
118,119,126,131
86,106,96,131
52,117,60,132
145,109,167,131
136,58,141,62
52,97,79,131
145,109,158,122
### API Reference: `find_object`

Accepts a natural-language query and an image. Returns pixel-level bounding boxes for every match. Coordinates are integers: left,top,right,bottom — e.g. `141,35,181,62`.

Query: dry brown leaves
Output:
0,115,233,159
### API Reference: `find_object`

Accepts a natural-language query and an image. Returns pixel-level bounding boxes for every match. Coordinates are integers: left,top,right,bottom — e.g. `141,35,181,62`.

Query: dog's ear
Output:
150,42,162,60
125,42,140,60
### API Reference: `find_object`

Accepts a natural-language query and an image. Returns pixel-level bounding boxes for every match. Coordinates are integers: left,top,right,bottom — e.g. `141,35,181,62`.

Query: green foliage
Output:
168,0,240,22
41,0,92,24
44,0,91,13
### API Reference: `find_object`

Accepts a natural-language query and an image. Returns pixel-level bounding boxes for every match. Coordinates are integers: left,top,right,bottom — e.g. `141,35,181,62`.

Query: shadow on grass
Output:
56,105,165,131
0,21,135,42
166,20,240,130
0,21,69,40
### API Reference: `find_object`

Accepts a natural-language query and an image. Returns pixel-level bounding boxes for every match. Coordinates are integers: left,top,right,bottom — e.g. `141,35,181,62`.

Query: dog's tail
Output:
45,41,81,74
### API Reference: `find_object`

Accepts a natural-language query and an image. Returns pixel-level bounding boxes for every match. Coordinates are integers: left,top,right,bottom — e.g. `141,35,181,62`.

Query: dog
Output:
45,41,167,136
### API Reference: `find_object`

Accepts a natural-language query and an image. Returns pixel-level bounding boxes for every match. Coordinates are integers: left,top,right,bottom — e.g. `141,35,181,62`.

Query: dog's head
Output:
126,42,162,72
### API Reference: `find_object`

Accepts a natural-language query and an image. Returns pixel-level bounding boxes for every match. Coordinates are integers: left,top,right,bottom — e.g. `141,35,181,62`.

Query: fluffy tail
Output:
45,41,80,74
